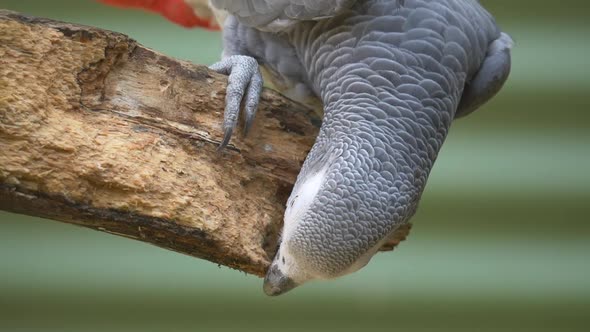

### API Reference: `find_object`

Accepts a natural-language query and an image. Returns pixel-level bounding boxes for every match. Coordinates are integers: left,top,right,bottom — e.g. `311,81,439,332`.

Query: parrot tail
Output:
98,0,220,30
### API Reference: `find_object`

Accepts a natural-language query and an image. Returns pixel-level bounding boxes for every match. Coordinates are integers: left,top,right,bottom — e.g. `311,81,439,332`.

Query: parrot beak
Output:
263,263,298,296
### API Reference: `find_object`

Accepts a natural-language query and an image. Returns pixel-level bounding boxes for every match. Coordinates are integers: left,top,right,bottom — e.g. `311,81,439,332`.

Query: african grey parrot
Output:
103,0,513,296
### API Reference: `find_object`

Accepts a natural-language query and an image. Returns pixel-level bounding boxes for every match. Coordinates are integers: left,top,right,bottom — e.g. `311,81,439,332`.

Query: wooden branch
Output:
0,10,320,277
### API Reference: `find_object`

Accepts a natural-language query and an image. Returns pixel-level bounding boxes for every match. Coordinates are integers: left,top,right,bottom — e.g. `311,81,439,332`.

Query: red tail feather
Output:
98,0,219,30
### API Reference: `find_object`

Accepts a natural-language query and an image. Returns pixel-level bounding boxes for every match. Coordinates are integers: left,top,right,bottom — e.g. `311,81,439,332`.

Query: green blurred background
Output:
1,0,589,331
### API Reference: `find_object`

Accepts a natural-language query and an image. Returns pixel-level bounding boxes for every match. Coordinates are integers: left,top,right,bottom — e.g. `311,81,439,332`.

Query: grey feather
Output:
456,32,514,118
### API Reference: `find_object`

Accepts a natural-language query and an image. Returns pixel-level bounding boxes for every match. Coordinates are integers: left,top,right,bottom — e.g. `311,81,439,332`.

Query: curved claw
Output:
210,55,263,150
217,127,234,152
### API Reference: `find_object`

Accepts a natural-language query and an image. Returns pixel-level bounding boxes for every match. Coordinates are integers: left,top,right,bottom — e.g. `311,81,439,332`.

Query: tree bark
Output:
0,10,321,277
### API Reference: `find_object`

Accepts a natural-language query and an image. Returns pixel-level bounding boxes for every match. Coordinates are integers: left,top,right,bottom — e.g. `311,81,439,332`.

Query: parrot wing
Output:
209,0,357,31
99,0,220,29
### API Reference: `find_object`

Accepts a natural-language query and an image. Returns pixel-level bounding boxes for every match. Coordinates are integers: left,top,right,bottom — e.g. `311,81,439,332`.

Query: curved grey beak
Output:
263,263,298,296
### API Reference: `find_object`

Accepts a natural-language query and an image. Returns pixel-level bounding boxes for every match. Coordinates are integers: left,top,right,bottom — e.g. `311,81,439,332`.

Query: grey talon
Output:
210,55,263,150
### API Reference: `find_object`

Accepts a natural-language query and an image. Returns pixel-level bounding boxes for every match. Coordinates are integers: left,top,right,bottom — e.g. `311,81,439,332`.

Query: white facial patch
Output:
275,245,306,284
282,170,327,240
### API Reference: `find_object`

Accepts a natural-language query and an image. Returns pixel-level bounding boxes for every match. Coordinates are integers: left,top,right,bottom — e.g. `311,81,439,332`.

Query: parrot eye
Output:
290,195,299,208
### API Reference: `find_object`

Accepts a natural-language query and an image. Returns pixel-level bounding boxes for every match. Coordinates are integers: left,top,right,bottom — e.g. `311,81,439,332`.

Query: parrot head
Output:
264,136,420,296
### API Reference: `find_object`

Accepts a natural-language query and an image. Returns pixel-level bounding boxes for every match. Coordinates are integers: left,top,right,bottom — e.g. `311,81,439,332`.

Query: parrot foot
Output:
210,55,263,150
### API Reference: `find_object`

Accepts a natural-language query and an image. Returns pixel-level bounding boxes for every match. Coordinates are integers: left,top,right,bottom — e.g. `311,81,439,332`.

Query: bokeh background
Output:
1,0,589,331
